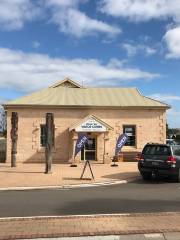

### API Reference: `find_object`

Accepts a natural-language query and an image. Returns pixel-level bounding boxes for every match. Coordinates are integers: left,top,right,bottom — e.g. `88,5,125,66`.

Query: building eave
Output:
3,104,170,110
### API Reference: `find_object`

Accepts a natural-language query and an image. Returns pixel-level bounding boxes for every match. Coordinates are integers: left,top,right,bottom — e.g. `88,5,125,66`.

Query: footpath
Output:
0,213,180,239
0,162,138,190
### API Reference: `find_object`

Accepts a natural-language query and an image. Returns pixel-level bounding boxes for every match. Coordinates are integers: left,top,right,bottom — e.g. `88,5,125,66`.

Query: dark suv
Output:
138,143,180,182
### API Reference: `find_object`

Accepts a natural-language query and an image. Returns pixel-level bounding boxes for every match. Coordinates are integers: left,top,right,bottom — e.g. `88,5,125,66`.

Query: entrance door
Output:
81,137,96,161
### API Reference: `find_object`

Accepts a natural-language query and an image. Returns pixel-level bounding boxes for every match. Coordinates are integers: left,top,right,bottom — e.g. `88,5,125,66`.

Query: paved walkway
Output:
1,213,180,240
0,162,138,189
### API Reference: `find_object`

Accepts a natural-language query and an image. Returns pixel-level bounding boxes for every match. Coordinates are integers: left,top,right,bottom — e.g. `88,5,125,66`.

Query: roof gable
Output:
50,78,82,88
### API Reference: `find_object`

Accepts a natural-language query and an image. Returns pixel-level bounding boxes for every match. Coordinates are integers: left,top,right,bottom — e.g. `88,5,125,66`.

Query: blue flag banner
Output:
115,133,128,156
74,134,88,158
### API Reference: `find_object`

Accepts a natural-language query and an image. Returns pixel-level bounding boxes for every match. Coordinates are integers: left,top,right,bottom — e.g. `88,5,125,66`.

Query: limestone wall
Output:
6,107,166,163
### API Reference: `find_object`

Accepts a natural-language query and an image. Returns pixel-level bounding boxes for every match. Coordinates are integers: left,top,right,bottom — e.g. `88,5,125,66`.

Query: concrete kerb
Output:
0,178,139,191
18,233,180,240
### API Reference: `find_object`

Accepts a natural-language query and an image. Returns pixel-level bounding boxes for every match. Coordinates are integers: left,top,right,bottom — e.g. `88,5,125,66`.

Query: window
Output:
40,124,55,147
40,125,46,147
143,145,171,156
123,125,136,146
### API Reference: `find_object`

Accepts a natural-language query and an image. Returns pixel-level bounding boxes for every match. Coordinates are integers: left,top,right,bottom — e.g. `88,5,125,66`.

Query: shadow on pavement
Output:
128,176,179,184
102,171,138,181
54,198,180,215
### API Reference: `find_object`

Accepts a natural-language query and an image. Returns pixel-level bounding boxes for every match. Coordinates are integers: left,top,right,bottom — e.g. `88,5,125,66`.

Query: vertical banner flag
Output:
115,133,128,156
75,134,88,158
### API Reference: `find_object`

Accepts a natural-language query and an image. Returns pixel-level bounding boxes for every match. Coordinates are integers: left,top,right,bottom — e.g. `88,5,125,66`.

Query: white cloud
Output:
0,47,159,92
0,99,7,104
99,0,180,22
167,109,180,128
99,0,180,59
45,0,80,8
32,41,40,49
0,0,120,37
145,47,157,56
0,0,40,30
122,43,156,57
149,93,180,103
164,26,180,59
122,44,137,57
46,1,121,37
149,93,180,127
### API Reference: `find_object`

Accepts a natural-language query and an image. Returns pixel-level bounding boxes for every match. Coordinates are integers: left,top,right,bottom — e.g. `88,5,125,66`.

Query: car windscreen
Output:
172,146,180,156
143,145,171,155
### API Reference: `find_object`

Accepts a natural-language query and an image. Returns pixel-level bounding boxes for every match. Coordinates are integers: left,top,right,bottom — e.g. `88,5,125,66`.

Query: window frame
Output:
40,124,55,148
123,125,136,147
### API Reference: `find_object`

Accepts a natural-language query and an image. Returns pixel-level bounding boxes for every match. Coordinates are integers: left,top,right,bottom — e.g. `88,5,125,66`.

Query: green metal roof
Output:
4,78,170,109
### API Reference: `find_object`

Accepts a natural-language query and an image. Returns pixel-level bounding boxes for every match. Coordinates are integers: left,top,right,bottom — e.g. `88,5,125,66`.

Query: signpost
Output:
80,159,94,180
72,133,95,179
11,112,18,167
45,113,54,174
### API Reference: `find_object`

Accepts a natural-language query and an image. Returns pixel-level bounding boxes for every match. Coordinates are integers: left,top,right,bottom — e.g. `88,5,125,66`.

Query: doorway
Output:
81,136,96,161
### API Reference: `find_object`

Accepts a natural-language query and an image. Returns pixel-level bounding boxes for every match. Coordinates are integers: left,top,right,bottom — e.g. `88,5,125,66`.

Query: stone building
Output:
4,78,170,164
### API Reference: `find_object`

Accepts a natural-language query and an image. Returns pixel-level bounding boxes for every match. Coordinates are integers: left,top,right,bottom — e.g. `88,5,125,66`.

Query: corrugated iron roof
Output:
4,78,170,109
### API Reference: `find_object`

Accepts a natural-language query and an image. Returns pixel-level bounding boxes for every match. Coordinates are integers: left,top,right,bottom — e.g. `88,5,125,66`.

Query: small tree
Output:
0,106,7,136
166,123,169,139
175,135,180,144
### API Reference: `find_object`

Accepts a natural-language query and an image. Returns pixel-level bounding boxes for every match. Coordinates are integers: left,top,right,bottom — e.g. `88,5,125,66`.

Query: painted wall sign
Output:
76,118,107,132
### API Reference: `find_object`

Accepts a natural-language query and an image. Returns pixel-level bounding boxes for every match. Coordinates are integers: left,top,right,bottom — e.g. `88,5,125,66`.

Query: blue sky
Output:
0,0,180,127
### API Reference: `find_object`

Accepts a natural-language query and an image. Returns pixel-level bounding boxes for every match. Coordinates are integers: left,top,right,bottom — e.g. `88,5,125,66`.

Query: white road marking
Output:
0,213,131,221
144,233,163,238
0,180,128,191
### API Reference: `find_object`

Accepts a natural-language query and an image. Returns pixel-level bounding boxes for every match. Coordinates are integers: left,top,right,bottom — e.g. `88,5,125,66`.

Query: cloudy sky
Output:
0,0,180,127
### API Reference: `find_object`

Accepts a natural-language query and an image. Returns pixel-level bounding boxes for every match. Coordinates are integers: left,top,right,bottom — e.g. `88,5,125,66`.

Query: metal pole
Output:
11,112,18,167
45,113,54,174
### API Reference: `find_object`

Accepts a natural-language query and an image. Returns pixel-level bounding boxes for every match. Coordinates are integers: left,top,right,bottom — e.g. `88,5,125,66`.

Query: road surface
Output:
0,178,180,217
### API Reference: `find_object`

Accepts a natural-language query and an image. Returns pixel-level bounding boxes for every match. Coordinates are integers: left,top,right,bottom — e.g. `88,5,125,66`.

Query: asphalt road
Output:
0,178,180,217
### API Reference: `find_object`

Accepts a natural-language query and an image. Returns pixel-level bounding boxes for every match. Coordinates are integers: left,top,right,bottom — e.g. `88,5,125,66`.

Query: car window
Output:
172,146,180,156
143,145,170,155
155,146,170,155
143,146,156,155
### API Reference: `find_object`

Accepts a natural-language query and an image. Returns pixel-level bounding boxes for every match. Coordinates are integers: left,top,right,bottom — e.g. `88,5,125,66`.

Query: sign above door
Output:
76,118,107,132
69,115,113,133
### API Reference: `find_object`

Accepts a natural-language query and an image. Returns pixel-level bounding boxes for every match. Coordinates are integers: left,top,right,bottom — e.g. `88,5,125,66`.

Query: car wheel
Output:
141,172,151,181
173,168,180,183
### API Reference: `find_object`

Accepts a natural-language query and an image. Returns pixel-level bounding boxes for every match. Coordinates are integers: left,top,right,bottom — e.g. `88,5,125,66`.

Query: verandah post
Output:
45,113,54,174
